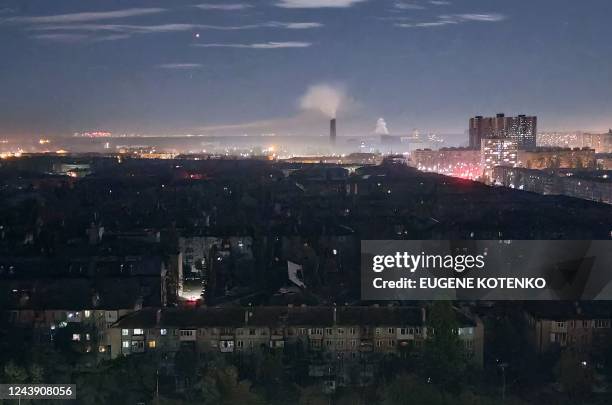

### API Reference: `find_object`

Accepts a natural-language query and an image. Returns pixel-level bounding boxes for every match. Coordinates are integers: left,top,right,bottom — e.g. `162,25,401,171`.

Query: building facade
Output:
470,114,537,150
411,148,482,180
481,138,518,180
492,166,612,204
524,303,612,355
517,148,596,170
110,306,484,366
538,130,612,153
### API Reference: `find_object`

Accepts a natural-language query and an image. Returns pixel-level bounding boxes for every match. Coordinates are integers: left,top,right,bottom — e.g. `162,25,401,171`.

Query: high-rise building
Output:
330,118,337,145
469,114,537,150
507,115,537,150
481,138,518,179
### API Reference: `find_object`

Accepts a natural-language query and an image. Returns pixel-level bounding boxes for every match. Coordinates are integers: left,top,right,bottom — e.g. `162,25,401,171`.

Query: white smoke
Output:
299,84,346,119
375,118,389,135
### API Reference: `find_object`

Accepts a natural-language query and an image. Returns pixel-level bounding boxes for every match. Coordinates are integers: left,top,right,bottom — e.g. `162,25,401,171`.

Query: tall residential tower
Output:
469,114,537,150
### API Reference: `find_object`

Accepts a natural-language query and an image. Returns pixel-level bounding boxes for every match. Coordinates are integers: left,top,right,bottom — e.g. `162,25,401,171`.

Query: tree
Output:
380,374,531,405
174,347,199,390
298,385,329,405
197,365,264,405
380,374,445,405
555,351,593,400
74,354,158,405
28,363,45,383
2,361,28,383
420,302,467,392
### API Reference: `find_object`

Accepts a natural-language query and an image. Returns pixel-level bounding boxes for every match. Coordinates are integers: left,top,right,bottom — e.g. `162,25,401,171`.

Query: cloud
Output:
429,0,450,5
157,63,203,69
276,0,367,8
194,41,312,49
8,8,165,24
30,33,132,42
405,21,449,27
453,13,505,22
28,21,322,35
12,5,321,43
194,3,252,10
397,12,505,27
394,2,426,10
30,33,90,42
96,34,132,41
280,22,323,29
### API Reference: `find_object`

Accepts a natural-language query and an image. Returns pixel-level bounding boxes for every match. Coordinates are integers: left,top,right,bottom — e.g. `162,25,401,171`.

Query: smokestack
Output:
330,118,337,145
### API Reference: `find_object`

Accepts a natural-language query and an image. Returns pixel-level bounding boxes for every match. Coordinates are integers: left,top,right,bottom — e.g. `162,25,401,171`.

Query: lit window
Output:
122,329,129,336
122,341,130,348
133,328,144,335
85,333,91,341
72,334,81,341
148,341,156,349
84,310,91,318
160,329,167,335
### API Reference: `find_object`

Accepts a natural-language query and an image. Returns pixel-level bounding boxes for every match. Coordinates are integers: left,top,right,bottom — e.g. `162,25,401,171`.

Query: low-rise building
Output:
109,306,484,365
492,167,612,204
411,148,482,180
517,148,596,170
538,130,612,153
524,302,612,356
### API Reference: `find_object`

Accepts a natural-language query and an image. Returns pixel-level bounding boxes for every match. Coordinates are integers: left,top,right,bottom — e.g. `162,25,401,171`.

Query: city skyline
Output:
1,0,612,138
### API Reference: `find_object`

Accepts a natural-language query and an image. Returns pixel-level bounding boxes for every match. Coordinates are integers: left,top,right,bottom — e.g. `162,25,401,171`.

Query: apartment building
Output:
109,306,483,365
1,267,167,356
524,302,612,355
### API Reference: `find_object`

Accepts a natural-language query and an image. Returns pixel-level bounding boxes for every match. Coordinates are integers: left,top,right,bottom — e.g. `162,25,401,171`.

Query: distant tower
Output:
330,118,337,145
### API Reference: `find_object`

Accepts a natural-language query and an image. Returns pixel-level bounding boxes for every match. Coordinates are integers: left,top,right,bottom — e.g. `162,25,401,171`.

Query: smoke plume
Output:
375,118,389,135
299,84,346,118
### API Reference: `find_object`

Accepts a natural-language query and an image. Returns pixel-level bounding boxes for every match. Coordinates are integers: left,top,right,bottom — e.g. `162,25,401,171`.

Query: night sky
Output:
1,0,611,138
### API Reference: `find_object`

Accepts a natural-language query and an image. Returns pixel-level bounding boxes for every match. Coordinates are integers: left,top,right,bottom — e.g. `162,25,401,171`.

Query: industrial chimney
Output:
330,118,337,145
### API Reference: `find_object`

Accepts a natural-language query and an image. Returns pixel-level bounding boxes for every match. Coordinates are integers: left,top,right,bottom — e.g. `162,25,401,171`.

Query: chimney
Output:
156,309,162,326
330,118,337,145
333,304,337,324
